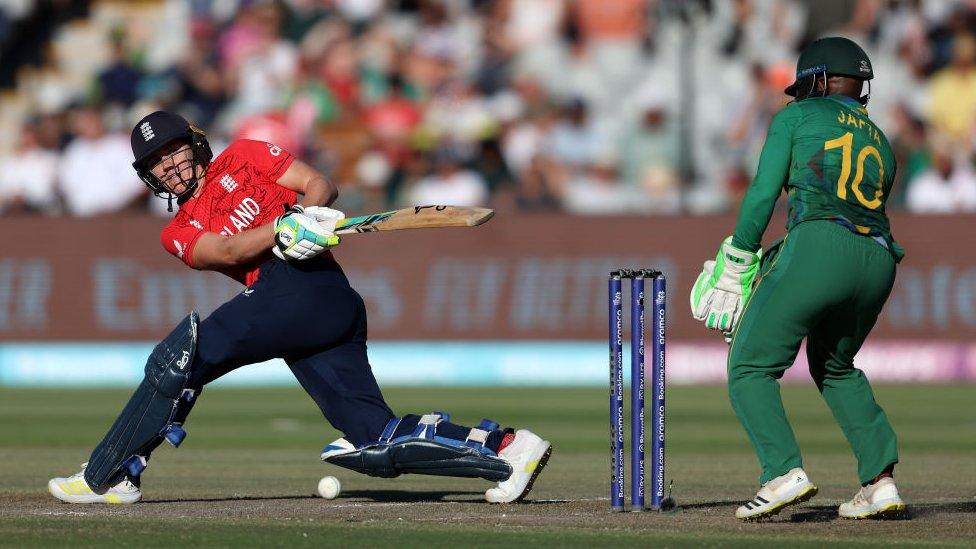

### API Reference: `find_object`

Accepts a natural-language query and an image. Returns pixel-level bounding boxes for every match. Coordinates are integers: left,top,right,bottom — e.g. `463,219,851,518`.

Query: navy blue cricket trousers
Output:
188,257,395,446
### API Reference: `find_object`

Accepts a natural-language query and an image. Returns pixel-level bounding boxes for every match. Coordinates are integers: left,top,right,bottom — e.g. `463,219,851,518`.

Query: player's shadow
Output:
676,500,739,510
340,489,483,503
341,490,567,504
147,491,500,504
789,501,975,523
142,491,567,505
670,500,975,522
145,495,316,504
789,505,855,522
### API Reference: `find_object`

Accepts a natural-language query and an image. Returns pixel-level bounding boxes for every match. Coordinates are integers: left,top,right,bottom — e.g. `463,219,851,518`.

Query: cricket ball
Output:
317,475,341,499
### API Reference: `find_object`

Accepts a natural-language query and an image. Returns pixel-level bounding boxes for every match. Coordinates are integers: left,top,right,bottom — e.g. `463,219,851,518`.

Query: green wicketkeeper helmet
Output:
785,37,873,104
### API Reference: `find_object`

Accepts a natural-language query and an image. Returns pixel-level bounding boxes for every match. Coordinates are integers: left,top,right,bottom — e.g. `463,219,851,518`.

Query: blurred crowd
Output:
2,0,976,217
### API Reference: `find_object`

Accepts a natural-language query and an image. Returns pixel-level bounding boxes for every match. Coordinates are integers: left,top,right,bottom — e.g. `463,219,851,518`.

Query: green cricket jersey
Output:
732,95,904,260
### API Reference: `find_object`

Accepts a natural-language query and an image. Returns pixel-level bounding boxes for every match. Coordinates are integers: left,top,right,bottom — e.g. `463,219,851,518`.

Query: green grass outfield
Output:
1,384,973,547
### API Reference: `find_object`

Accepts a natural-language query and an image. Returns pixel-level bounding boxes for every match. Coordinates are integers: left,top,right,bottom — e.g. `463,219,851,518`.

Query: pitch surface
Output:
1,385,973,547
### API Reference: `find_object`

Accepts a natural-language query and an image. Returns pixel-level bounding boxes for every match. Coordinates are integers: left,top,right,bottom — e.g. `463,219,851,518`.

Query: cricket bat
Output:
334,205,494,234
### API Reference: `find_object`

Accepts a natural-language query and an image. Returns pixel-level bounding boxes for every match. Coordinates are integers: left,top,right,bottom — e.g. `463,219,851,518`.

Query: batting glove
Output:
302,205,345,232
272,205,340,261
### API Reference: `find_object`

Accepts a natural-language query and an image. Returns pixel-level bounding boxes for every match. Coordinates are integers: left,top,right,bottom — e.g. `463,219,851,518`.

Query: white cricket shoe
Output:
485,429,552,503
838,477,906,519
735,467,818,520
48,463,142,504
320,437,356,460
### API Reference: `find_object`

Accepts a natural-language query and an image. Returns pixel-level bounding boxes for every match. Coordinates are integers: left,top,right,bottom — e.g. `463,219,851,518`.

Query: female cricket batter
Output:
690,38,906,520
48,111,550,504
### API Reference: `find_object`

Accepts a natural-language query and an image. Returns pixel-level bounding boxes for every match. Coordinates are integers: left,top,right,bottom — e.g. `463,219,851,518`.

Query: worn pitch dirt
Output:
1,386,973,546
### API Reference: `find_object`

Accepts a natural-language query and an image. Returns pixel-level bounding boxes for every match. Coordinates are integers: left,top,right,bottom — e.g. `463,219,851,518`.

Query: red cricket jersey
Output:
160,139,299,286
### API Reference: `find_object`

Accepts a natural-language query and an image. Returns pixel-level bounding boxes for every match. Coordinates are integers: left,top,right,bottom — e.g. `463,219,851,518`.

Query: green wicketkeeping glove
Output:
690,237,761,333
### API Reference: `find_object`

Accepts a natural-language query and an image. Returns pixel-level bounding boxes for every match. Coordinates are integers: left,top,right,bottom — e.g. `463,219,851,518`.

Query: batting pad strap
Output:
412,412,448,439
476,419,499,432
84,312,199,493
379,417,402,443
466,428,489,444
464,428,489,450
323,439,512,482
382,412,498,457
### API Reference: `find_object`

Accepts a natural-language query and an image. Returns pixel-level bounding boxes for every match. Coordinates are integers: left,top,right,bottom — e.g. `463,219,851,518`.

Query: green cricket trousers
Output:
728,220,899,485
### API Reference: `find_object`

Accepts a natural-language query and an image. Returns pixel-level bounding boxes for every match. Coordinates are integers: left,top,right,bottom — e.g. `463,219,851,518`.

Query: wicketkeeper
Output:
48,111,551,504
690,37,905,520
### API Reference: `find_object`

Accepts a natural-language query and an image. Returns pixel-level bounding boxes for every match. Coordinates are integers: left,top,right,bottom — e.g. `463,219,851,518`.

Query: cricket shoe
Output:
320,437,356,460
838,477,906,519
485,429,552,503
735,467,818,520
48,463,142,504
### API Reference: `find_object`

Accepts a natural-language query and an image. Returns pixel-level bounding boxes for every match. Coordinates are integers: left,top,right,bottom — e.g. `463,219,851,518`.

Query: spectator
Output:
336,0,385,27
94,29,143,108
424,80,497,148
927,33,976,141
573,0,645,76
502,105,551,180
233,112,301,156
503,0,567,86
57,105,146,217
561,154,645,215
924,3,976,72
640,165,682,214
414,1,463,64
723,63,793,199
720,0,803,65
10,0,976,218
515,155,562,211
356,74,424,202
281,0,331,43
503,0,564,51
0,120,60,214
357,21,403,104
408,0,462,94
887,103,929,209
869,24,930,134
406,147,488,206
905,136,976,213
543,98,606,171
474,1,517,96
288,19,356,128
317,37,362,113
287,57,342,133
344,150,393,213
619,89,679,190
472,137,515,195
363,74,423,142
162,18,227,128
574,0,646,48
221,3,298,119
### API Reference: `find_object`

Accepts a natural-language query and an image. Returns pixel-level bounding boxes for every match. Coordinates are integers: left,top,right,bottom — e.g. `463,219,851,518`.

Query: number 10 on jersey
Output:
824,132,884,210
